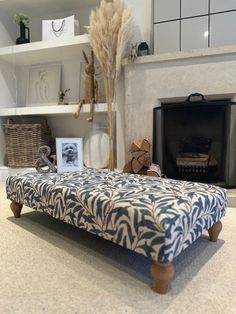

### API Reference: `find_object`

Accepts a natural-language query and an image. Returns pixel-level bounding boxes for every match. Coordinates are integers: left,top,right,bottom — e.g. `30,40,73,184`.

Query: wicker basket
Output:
4,119,51,167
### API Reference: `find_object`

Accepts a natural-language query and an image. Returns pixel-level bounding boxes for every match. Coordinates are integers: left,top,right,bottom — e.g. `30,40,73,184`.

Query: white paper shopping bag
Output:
42,15,75,40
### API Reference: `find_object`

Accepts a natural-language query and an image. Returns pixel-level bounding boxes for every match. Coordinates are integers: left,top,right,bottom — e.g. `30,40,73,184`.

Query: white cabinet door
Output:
181,16,208,51
181,0,209,17
210,11,236,47
154,0,180,22
154,21,180,54
210,0,236,13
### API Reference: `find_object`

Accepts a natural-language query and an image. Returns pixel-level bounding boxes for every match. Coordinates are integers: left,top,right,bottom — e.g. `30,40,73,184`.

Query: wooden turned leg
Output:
208,221,222,242
151,261,175,294
10,201,23,218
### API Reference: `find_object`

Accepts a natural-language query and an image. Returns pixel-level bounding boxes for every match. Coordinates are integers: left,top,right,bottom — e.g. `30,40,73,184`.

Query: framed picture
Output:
56,138,83,173
26,63,61,106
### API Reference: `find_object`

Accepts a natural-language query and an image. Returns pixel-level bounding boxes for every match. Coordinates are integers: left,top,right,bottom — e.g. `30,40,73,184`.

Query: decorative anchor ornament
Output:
35,146,57,173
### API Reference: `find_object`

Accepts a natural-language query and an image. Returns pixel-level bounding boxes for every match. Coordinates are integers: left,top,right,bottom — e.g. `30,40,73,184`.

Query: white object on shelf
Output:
83,124,109,168
42,15,75,41
0,35,89,66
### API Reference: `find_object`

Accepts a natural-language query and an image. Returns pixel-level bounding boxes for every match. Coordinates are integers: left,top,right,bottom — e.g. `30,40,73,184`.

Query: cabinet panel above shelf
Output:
0,103,110,117
0,35,90,66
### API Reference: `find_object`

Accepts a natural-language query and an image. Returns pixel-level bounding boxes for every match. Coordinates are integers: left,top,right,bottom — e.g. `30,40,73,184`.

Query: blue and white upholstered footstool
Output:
6,169,227,294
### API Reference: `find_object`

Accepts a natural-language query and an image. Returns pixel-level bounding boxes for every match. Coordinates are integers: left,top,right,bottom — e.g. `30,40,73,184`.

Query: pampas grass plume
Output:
87,0,133,170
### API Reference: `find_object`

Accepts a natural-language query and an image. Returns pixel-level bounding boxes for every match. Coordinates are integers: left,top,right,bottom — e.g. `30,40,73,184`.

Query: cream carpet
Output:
0,182,236,314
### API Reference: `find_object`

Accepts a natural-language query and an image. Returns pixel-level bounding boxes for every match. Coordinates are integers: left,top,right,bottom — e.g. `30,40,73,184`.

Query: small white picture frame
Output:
26,63,61,106
56,138,83,173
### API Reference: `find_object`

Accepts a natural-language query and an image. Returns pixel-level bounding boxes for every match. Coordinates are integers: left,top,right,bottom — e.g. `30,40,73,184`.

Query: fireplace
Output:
153,94,236,188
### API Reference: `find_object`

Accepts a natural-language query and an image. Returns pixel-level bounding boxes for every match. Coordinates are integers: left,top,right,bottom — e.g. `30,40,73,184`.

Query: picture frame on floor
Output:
56,137,83,173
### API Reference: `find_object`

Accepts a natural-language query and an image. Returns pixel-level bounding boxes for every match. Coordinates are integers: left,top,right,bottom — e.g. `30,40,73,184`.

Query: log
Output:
132,158,143,173
131,150,146,159
124,139,152,175
140,139,150,152
209,157,218,167
147,170,159,177
138,152,151,167
123,160,133,173
130,140,142,152
138,167,148,175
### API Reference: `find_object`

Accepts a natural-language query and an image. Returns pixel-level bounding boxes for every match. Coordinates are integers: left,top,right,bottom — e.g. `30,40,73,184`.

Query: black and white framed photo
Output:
56,138,83,173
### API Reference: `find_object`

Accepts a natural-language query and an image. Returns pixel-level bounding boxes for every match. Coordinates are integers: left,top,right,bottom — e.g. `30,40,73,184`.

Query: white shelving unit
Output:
0,34,109,118
0,32,111,118
0,0,116,177
0,35,90,66
0,103,109,117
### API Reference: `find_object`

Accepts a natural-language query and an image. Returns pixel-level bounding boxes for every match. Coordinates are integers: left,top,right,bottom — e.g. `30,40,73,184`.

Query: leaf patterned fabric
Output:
6,169,227,262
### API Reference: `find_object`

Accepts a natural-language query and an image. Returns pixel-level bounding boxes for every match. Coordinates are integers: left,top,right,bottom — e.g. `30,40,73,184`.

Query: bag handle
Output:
186,93,207,103
51,19,65,37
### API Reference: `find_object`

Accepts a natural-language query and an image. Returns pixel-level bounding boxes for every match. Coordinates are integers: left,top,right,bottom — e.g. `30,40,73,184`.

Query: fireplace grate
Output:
176,136,218,181
177,164,218,181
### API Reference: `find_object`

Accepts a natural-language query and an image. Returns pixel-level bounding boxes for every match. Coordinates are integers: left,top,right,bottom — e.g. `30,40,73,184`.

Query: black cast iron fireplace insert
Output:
153,93,236,188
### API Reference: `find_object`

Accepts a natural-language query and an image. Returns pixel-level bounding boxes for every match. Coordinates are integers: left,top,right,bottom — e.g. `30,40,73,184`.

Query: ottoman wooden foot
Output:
151,261,175,294
10,201,23,218
208,221,222,242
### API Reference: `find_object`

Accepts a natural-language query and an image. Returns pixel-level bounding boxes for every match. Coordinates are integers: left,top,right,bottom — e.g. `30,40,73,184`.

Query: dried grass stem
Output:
88,0,133,170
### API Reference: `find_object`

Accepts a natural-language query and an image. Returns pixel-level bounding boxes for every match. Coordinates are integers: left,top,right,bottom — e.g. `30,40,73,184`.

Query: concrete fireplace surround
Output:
117,44,236,171
115,44,236,203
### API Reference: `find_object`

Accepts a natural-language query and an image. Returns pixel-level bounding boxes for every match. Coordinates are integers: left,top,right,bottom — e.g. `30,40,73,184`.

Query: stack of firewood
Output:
123,139,153,175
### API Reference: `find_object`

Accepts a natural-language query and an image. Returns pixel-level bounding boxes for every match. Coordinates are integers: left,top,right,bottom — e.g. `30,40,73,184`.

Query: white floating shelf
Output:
0,103,110,117
0,35,90,66
0,108,16,116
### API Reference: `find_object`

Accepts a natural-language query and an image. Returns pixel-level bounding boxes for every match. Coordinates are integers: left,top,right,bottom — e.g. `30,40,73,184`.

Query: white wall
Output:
29,2,152,45
29,6,95,42
0,61,17,108
124,0,153,52
0,123,6,169
0,11,17,167
0,10,17,109
0,11,17,47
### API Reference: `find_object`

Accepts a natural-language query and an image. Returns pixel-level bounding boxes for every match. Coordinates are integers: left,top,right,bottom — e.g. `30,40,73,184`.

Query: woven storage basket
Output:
4,119,51,167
